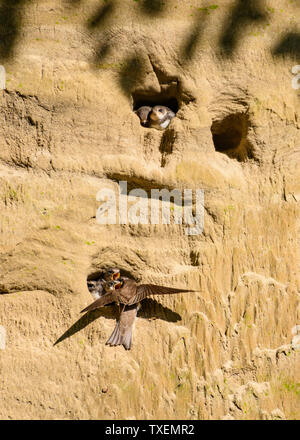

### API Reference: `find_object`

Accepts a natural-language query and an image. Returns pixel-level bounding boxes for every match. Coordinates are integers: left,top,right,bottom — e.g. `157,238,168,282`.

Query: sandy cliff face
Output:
0,0,299,419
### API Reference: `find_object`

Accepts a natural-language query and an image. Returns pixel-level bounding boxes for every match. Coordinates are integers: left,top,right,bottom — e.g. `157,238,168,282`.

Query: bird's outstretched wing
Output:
127,284,195,305
80,291,115,313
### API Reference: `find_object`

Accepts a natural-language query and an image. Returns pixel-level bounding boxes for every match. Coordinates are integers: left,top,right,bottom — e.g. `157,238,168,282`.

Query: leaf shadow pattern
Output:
271,32,300,59
84,0,300,95
118,54,146,96
53,297,181,346
179,10,208,63
93,40,112,65
0,0,298,75
87,0,115,30
140,0,167,16
64,0,82,6
0,0,31,62
218,0,267,58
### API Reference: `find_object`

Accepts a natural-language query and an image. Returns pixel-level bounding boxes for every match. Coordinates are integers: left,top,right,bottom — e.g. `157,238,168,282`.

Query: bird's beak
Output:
112,272,120,281
114,281,124,290
150,111,158,121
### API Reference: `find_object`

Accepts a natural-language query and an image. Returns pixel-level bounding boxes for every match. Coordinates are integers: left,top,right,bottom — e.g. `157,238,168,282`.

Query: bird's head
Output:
135,106,151,126
87,280,97,292
103,279,124,292
87,279,103,292
150,105,168,121
114,279,124,290
103,280,116,292
104,267,121,282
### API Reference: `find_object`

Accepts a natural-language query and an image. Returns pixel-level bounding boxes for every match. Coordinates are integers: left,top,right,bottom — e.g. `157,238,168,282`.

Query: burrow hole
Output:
86,268,139,293
211,113,255,161
132,76,194,117
132,90,179,115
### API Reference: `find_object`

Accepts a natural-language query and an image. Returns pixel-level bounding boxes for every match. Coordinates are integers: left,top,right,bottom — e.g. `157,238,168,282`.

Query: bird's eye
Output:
159,109,163,113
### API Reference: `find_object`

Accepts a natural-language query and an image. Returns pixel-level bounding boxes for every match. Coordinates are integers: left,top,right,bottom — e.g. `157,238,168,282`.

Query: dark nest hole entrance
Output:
132,75,195,129
86,269,139,302
87,268,139,288
87,270,107,282
132,79,185,114
211,113,255,161
132,94,179,114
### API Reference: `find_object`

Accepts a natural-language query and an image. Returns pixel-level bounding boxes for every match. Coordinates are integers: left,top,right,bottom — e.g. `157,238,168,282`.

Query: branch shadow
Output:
0,0,30,62
218,0,267,58
179,10,208,63
271,32,300,59
87,0,115,30
86,0,272,88
64,0,82,6
139,0,167,16
93,40,112,65
53,297,181,346
118,53,146,96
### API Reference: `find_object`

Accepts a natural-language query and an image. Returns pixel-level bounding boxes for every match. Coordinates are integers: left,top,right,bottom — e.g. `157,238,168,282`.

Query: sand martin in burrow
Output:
134,105,152,127
149,105,175,130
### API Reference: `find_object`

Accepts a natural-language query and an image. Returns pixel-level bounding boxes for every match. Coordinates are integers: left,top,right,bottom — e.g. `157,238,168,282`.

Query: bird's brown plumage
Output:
80,290,117,313
117,279,195,305
105,303,140,350
134,106,152,126
81,278,195,313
